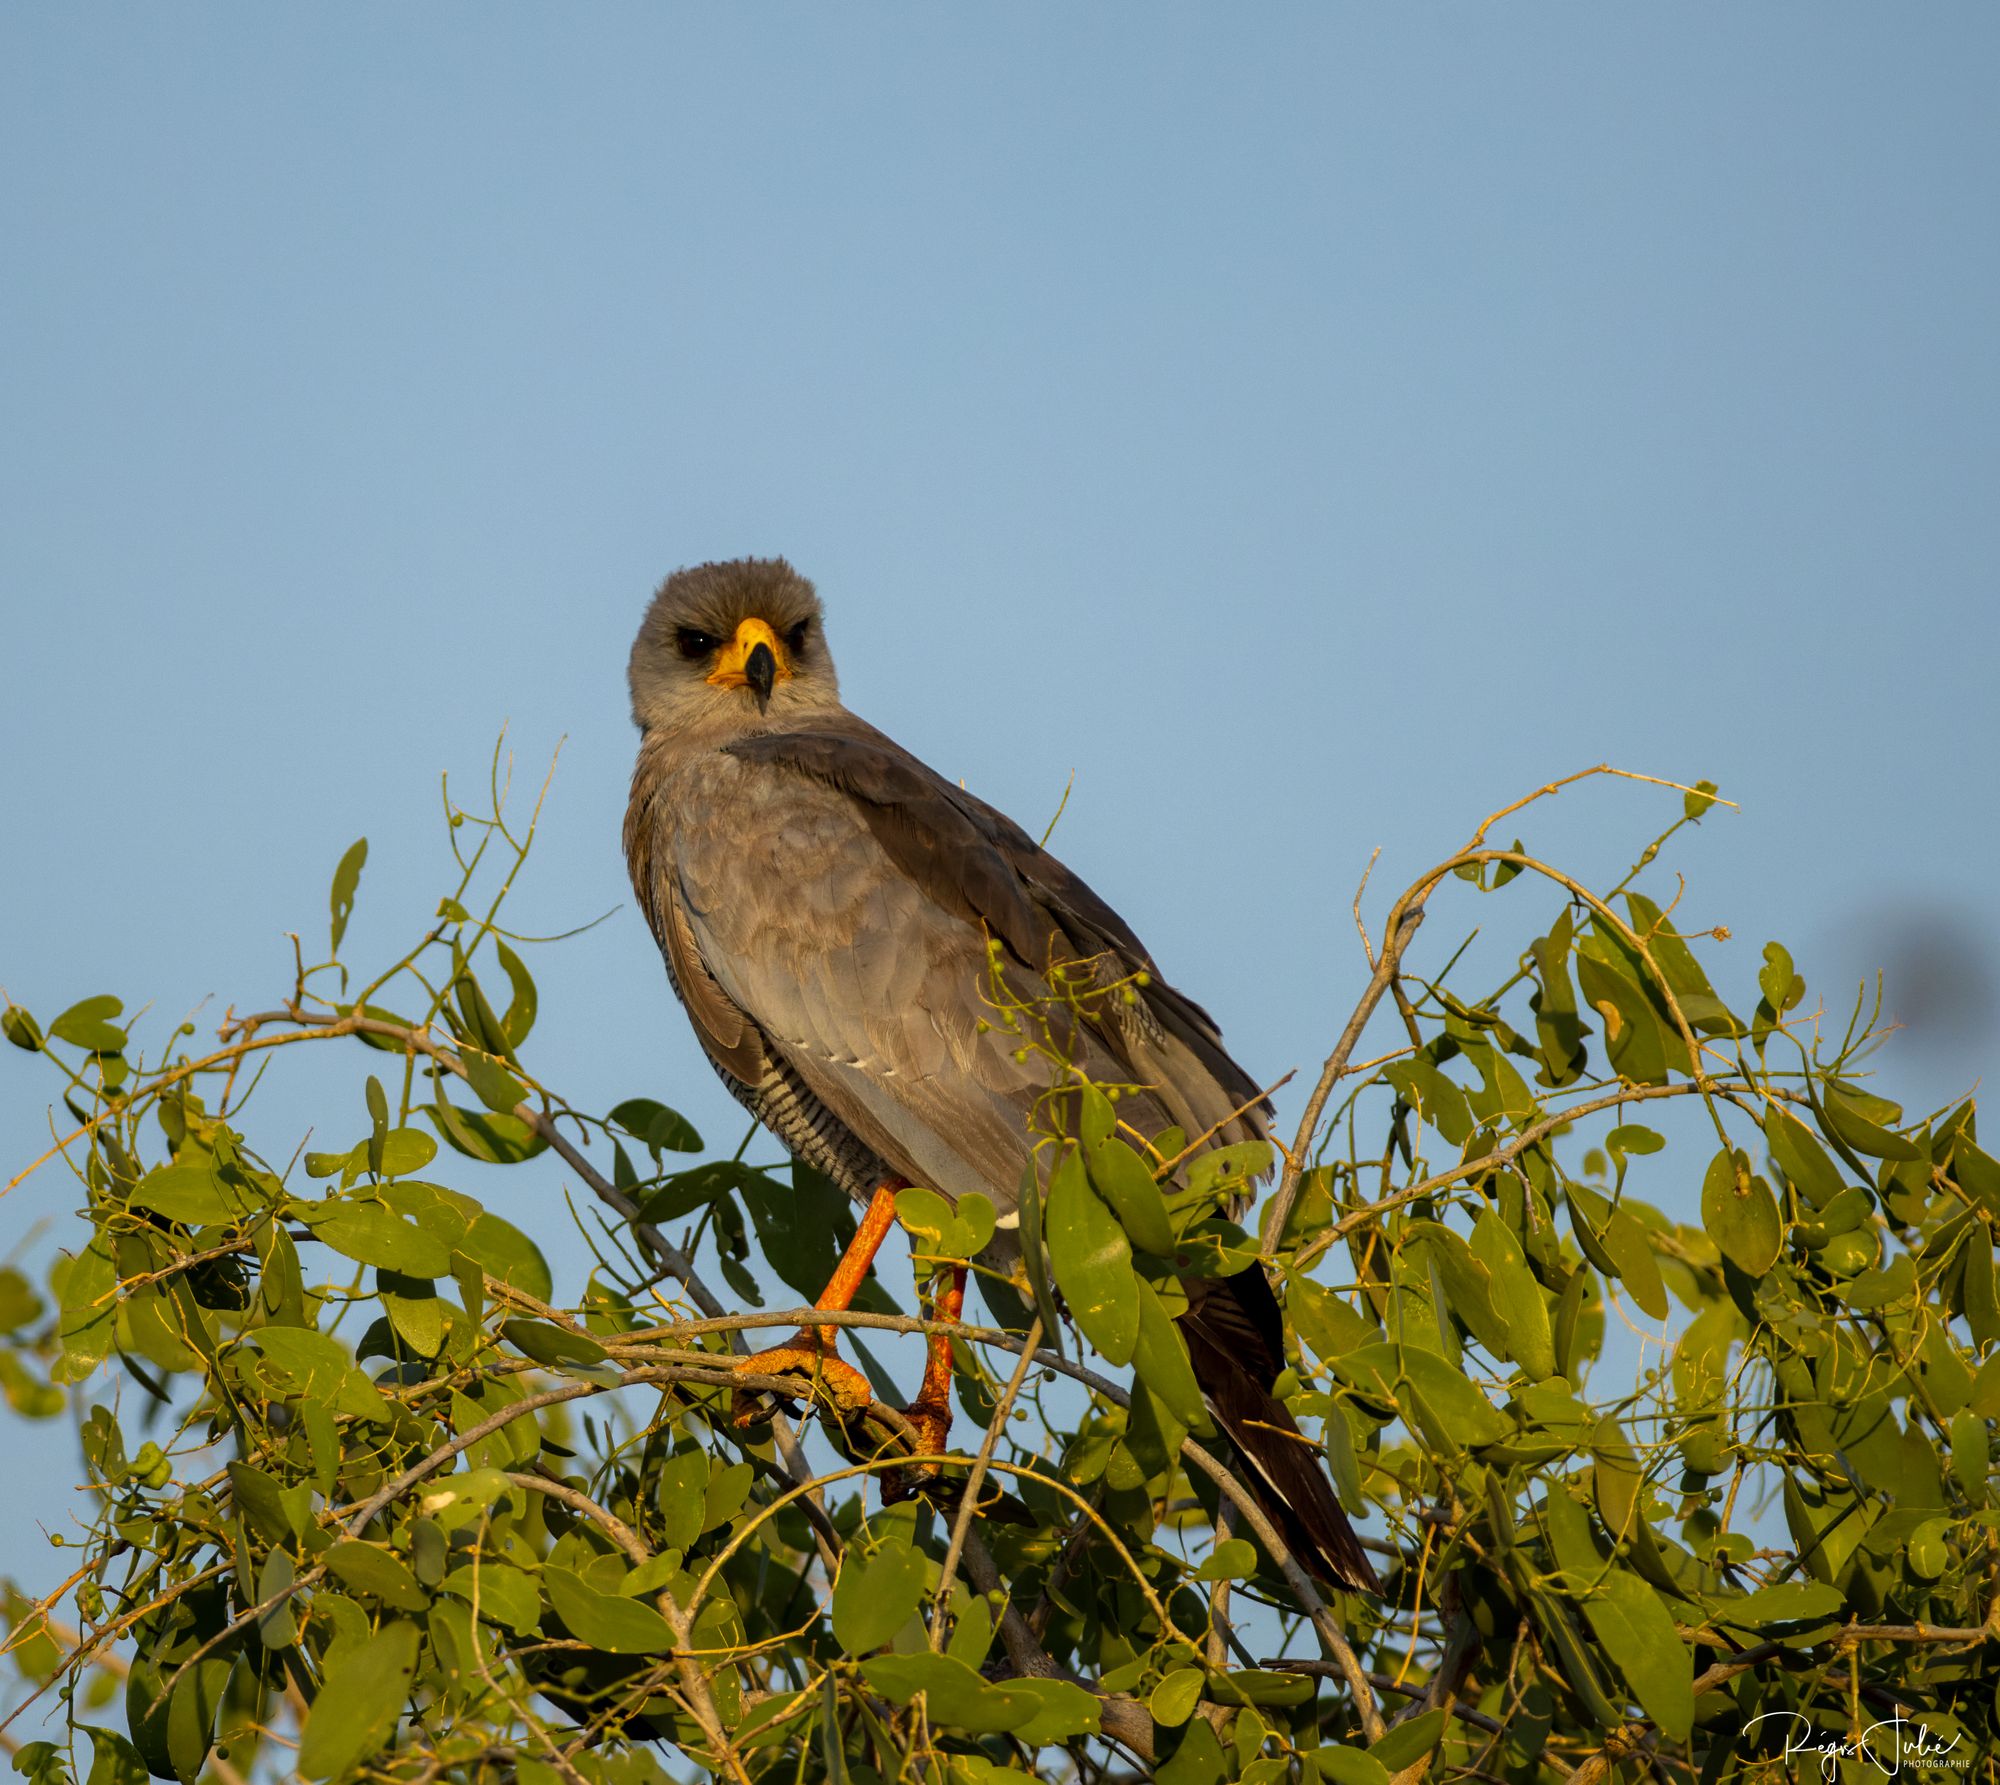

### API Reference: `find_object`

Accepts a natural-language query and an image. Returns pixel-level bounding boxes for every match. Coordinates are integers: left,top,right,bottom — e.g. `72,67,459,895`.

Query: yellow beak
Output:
706,617,792,698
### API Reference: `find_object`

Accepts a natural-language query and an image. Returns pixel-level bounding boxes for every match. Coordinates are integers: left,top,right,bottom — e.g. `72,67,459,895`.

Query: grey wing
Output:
724,722,1272,1159
668,751,1053,1213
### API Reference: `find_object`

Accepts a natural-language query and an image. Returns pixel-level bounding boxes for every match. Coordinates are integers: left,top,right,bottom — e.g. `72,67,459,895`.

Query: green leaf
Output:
1821,1084,1920,1162
502,1318,608,1370
255,1550,297,1649
860,1651,1071,1737
228,1460,305,1545
1716,1578,1846,1629
1603,1209,1668,1320
1604,1124,1665,1158
126,1164,238,1227
546,1565,677,1652
493,939,538,1048
1591,1418,1644,1543
441,1561,543,1635
1764,1105,1846,1209
894,1187,995,1261
1310,1746,1390,1785
1045,1144,1138,1366
654,1450,708,1551
1371,1708,1447,1770
166,1656,229,1785
297,1617,416,1779
1186,1538,1258,1583
1574,949,1669,1086
702,1459,755,1532
1683,779,1719,820
1150,1666,1205,1728
313,1204,452,1276
1131,1275,1212,1433
609,1097,703,1156
1407,1221,1510,1359
1471,1210,1556,1380
328,838,368,957
426,1089,548,1165
377,1127,436,1177
1907,1517,1950,1580
831,1541,928,1653
84,1727,148,1785
1016,1159,1065,1360
1330,1343,1510,1447
460,1047,526,1115
1565,1182,1624,1278
1580,1569,1691,1741
1758,942,1803,1014
379,1271,445,1358
0,1271,44,1336
48,995,125,1054
1382,1056,1475,1144
1527,909,1589,1087
1624,893,1739,1037
459,1211,553,1301
1,1004,43,1051
1010,1676,1103,1744
1951,1136,2000,1217
325,1541,429,1612
251,1327,390,1422
1162,1716,1230,1785
1184,1140,1273,1201
1086,1136,1177,1254
1700,1148,1782,1275
55,1237,118,1382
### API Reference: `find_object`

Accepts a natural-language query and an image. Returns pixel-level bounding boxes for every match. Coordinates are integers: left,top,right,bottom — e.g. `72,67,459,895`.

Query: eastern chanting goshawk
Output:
623,557,1377,1594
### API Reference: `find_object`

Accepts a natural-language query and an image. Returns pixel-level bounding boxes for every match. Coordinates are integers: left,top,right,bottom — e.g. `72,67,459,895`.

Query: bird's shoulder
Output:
718,718,1149,970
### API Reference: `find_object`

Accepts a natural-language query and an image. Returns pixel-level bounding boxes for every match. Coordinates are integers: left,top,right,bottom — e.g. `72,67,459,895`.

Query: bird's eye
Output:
675,628,720,660
784,620,812,656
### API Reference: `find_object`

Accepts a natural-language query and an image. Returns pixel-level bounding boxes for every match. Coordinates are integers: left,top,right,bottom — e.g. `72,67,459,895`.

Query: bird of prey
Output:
623,557,1378,1594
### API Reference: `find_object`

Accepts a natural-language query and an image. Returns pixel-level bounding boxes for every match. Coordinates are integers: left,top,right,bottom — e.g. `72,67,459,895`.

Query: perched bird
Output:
623,557,1378,1593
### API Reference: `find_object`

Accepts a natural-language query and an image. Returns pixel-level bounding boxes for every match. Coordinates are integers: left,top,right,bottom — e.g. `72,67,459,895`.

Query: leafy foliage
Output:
2,755,1996,1784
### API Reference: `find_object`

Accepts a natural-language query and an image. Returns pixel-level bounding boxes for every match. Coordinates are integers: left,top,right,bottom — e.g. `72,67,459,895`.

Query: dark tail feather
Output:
1177,1270,1382,1596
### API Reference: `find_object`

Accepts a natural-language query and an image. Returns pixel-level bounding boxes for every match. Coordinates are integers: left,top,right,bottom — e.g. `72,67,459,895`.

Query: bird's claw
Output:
729,1327,873,1429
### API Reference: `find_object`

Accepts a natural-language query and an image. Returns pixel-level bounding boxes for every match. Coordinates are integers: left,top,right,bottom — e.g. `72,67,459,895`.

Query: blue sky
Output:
2,3,1996,1674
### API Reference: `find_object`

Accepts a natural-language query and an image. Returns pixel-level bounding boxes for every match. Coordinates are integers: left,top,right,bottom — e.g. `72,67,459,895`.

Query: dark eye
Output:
785,620,812,655
675,628,720,661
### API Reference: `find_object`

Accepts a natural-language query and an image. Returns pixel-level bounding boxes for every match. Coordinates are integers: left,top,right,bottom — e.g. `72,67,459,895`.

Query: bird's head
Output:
628,557,840,732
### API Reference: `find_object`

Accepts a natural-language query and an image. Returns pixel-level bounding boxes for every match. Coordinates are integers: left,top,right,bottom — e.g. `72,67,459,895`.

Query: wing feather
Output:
722,723,1271,1150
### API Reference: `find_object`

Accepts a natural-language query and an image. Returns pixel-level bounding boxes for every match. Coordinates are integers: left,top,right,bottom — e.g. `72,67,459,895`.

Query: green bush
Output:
2,756,1994,1784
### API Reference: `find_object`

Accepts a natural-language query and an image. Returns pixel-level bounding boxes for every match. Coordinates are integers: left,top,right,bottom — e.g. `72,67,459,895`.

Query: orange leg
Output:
881,1263,967,1502
906,1264,967,1441
731,1182,902,1426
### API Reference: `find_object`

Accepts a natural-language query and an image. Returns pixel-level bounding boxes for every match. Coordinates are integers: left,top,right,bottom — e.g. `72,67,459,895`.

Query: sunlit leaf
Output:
327,838,368,957
1045,1144,1138,1366
1700,1148,1782,1275
831,1541,928,1654
1086,1135,1177,1254
297,1618,416,1779
545,1566,677,1653
1580,1568,1691,1741
48,995,125,1054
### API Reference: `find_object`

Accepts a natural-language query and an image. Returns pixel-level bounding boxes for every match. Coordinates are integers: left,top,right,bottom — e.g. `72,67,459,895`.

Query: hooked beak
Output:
706,617,791,710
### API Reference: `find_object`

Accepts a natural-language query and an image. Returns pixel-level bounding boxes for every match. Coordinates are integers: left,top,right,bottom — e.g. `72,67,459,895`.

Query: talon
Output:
730,1326,873,1428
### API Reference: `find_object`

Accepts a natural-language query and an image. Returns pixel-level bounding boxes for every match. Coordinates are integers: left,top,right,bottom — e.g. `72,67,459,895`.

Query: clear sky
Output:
3,3,1996,1673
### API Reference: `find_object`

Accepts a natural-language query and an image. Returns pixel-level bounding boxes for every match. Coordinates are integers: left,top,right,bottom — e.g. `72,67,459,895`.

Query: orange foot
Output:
730,1326,873,1429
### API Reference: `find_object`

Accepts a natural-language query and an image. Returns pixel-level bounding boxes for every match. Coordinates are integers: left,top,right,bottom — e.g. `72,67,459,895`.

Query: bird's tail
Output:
1176,1270,1381,1595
